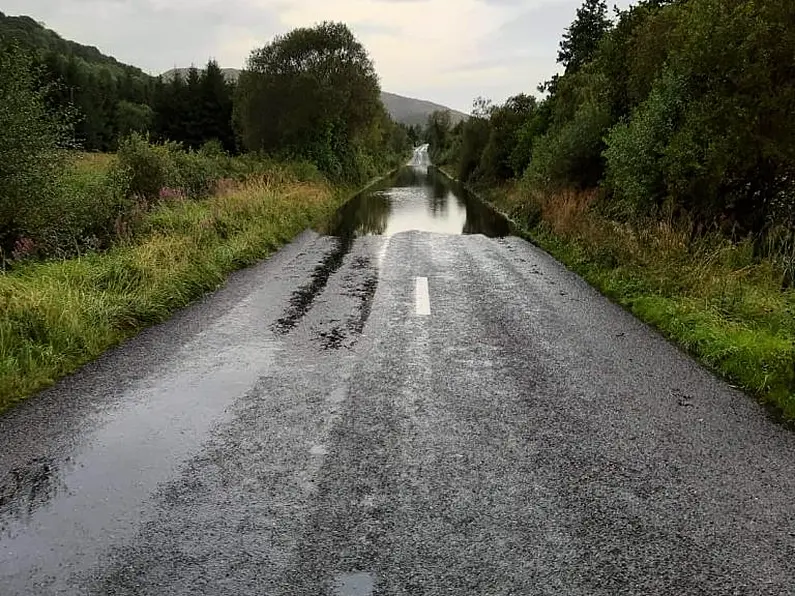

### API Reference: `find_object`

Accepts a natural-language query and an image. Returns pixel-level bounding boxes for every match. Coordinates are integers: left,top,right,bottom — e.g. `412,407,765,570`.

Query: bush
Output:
524,98,611,190
603,69,688,219
604,0,795,233
0,44,70,261
170,149,218,199
116,133,179,201
26,163,134,256
198,139,227,159
510,105,552,178
282,160,323,183
117,133,229,202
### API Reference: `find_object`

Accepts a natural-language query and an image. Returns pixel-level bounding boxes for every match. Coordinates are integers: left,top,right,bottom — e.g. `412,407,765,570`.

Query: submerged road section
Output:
2,150,795,594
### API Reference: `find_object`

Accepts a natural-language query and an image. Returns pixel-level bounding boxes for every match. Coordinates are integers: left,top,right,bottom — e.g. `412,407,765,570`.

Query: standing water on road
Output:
318,146,512,239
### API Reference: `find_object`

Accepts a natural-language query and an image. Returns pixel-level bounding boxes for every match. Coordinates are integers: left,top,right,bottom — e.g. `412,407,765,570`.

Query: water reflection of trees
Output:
437,172,512,237
325,190,392,237
393,166,428,188
424,169,450,216
427,189,450,216
429,170,448,200
462,194,512,237
317,165,512,238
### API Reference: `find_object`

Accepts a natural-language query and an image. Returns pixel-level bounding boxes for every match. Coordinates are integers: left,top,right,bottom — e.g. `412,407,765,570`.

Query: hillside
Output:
162,68,468,127
0,11,150,80
380,91,468,127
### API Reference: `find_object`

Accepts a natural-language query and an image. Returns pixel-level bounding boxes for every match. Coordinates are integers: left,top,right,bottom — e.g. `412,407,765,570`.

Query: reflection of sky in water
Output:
380,187,468,236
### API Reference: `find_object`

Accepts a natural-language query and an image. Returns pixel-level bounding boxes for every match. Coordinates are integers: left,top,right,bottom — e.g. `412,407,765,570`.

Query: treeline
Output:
430,0,795,238
1,9,238,153
1,11,154,151
1,20,411,262
1,13,411,177
152,64,235,152
36,56,237,154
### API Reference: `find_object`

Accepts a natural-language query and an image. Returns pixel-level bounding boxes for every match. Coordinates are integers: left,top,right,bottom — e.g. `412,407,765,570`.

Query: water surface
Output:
320,165,511,239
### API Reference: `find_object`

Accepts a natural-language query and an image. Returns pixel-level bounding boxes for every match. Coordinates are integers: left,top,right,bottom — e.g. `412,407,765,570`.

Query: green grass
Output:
0,172,348,413
439,167,795,420
72,151,115,173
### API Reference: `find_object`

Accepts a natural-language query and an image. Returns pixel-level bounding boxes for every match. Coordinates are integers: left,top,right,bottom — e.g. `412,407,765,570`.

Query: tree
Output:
200,60,235,151
426,110,453,163
477,94,536,183
558,0,611,74
234,21,382,178
604,0,795,233
456,112,491,182
116,100,153,138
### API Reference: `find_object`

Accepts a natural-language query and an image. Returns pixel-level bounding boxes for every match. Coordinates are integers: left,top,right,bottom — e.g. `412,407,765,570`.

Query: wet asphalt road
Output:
2,156,795,594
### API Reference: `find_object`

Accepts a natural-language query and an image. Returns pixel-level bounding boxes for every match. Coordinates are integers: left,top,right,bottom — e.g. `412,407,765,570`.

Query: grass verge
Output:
0,168,349,414
439,166,795,420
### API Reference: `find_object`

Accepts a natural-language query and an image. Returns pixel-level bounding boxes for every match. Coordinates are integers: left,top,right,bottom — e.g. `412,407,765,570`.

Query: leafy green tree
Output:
593,0,677,122
558,0,611,74
603,68,688,217
511,101,552,177
426,110,453,163
604,0,795,232
116,100,154,138
526,96,611,190
476,94,536,183
456,115,491,183
234,22,383,179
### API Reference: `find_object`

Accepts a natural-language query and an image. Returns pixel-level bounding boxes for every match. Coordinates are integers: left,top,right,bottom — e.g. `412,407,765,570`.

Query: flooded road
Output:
319,163,511,239
2,149,795,594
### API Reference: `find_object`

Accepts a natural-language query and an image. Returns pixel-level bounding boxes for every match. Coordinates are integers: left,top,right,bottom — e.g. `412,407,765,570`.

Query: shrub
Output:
116,133,180,201
198,139,227,159
603,69,688,219
169,149,218,199
524,98,611,191
29,163,134,256
0,44,70,262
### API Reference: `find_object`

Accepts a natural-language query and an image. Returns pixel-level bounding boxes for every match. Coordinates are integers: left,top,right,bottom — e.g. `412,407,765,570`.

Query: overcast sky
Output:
3,0,632,113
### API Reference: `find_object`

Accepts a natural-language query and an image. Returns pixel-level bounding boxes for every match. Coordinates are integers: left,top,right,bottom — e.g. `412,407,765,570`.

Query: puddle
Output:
333,571,376,596
318,165,512,239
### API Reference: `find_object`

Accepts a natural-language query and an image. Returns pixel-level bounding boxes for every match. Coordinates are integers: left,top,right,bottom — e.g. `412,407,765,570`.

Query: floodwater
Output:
320,152,512,239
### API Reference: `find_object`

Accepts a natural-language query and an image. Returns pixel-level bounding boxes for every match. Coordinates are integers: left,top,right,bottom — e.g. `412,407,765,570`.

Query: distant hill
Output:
380,91,468,128
162,68,469,127
0,11,151,80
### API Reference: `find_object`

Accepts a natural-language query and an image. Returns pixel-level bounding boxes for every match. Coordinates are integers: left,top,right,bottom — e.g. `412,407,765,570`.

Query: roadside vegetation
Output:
430,0,795,418
0,22,410,412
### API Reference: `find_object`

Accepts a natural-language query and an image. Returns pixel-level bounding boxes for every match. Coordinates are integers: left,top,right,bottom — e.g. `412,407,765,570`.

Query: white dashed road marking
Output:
415,277,430,316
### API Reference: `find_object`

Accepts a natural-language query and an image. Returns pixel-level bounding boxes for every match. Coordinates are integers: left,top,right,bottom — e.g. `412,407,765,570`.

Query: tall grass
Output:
476,179,795,419
0,171,344,413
